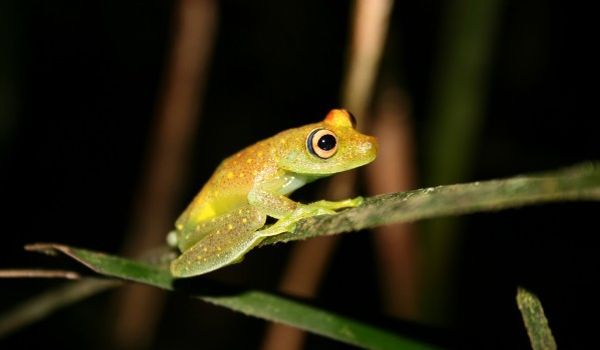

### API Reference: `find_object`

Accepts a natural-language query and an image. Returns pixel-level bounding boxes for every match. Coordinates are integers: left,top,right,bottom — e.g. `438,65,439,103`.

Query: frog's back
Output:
176,137,282,228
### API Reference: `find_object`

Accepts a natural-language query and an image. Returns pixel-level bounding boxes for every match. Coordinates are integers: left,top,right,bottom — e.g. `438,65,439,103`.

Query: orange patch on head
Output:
324,109,357,129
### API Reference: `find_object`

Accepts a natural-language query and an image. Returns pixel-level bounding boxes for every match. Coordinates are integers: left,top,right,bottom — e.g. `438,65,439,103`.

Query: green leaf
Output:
516,288,557,350
261,162,600,246
22,243,437,350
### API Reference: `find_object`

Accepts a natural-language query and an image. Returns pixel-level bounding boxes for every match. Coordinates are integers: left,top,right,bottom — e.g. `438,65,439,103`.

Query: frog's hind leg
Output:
176,209,245,252
170,207,266,278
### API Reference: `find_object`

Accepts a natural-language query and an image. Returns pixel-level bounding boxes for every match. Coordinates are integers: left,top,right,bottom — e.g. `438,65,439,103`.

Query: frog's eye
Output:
307,128,338,159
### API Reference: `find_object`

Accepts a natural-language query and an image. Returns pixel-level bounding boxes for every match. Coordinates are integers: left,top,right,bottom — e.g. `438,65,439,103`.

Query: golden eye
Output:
307,128,338,159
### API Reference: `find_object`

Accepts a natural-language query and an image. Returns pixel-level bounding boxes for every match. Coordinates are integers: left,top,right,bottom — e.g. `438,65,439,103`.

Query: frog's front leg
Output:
170,206,266,277
249,189,363,237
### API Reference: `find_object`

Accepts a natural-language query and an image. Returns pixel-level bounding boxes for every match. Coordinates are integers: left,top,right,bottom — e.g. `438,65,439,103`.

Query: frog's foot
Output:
255,197,364,237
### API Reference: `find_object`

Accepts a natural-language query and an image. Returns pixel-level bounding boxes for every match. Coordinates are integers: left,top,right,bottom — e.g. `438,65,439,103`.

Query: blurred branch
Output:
260,236,338,350
342,0,395,119
112,0,218,348
423,0,503,321
0,279,119,338
516,288,557,350
426,0,501,185
366,88,420,319
0,269,80,279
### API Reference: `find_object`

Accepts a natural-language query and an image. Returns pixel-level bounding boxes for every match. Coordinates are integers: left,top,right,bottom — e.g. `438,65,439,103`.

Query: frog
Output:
167,109,378,277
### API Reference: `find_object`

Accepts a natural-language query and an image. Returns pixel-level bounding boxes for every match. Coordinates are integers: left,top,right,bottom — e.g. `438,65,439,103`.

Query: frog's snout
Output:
360,136,378,160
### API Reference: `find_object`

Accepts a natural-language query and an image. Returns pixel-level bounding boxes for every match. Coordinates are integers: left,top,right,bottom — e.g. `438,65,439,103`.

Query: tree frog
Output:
167,109,377,277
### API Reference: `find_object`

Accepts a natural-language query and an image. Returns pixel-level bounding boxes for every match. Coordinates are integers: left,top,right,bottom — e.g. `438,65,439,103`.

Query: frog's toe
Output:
349,196,364,206
329,196,363,208
255,224,289,237
311,207,337,216
166,230,179,247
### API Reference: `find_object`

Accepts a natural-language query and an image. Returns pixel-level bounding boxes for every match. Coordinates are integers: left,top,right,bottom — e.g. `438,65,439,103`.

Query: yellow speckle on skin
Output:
203,247,208,252
217,246,221,251
257,151,263,157
227,224,234,230
216,230,220,234
252,170,258,176
227,172,234,179
239,173,244,178
242,218,247,223
246,158,253,164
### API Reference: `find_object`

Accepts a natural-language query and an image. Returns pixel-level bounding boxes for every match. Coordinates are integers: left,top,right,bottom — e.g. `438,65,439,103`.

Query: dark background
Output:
1,0,598,349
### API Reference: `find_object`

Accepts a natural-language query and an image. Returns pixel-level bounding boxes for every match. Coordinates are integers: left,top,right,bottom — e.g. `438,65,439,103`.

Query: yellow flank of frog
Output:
168,109,378,277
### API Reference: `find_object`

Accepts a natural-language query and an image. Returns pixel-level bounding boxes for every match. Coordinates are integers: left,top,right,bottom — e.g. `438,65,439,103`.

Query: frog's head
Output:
279,109,378,176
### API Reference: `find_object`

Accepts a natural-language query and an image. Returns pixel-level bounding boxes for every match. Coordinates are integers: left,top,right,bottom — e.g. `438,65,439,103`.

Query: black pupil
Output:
317,134,336,151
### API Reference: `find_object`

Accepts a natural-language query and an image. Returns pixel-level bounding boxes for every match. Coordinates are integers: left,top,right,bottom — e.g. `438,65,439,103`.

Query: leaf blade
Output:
23,244,439,350
516,288,557,350
262,162,600,245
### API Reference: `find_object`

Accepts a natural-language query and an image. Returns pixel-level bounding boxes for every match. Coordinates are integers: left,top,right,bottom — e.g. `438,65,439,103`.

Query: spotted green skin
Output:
168,110,378,277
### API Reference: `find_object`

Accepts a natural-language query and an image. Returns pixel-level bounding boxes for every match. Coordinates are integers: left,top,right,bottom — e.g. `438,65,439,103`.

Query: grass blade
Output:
262,162,600,246
516,288,557,350
21,243,439,350
0,279,119,338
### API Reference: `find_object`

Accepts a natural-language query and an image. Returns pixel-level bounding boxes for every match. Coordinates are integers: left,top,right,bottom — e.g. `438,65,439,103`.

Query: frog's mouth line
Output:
283,154,377,176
